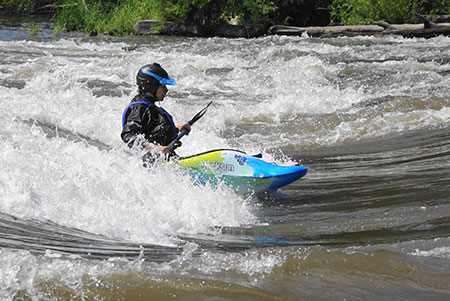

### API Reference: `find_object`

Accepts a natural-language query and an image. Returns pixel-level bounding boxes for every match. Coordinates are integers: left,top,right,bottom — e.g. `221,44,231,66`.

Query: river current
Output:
1,15,450,300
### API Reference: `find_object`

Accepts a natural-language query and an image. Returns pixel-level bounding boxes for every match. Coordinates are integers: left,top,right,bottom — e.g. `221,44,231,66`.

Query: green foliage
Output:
54,0,160,35
269,0,333,26
155,0,276,26
155,0,228,26
100,0,160,35
329,0,450,25
54,0,278,35
228,0,277,25
422,0,450,15
26,23,40,36
330,0,424,25
7,0,450,36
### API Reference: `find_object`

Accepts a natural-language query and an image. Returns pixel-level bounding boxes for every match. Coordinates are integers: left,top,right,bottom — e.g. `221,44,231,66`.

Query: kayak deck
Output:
174,149,307,194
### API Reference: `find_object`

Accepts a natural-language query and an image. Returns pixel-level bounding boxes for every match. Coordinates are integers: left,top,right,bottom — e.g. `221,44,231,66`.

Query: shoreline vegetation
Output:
1,0,450,38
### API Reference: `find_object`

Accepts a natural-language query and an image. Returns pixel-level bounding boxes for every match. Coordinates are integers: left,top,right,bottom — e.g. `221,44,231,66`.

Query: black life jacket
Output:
122,98,178,146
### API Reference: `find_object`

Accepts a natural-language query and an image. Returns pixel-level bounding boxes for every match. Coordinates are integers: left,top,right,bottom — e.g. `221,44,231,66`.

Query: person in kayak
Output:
121,63,191,156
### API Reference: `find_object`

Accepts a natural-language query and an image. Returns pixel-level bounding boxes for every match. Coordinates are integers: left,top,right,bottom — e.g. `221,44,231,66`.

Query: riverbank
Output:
2,0,450,39
134,14,450,39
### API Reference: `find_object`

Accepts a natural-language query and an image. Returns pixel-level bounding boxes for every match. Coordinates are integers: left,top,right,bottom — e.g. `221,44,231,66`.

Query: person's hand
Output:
145,143,170,154
159,145,170,154
176,122,191,135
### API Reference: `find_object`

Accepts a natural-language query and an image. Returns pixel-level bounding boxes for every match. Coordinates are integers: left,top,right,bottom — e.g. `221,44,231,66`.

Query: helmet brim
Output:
141,69,176,86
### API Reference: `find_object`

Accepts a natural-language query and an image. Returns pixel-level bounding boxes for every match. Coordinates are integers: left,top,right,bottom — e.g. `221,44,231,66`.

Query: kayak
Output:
173,149,307,194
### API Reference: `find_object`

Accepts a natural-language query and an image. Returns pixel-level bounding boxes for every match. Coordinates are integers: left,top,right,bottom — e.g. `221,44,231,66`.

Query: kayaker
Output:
121,63,191,156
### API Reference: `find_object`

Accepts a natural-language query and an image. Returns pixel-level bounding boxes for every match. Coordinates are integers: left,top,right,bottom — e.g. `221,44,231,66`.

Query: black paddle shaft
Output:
167,101,212,150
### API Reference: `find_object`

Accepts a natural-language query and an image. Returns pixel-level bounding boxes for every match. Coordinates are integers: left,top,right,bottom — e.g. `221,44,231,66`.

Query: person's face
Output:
156,85,168,102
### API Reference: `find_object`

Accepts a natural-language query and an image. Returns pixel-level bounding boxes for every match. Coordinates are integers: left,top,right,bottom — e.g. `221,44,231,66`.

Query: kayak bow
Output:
174,149,307,194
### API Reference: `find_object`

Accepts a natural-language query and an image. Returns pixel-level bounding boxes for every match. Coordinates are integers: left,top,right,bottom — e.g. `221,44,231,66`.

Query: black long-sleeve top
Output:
121,95,178,148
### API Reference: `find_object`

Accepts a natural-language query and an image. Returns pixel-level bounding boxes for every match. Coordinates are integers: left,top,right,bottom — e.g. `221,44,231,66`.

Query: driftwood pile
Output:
269,13,450,39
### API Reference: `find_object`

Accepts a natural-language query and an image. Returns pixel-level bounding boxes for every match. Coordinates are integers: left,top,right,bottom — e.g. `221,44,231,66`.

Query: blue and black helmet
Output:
136,63,176,95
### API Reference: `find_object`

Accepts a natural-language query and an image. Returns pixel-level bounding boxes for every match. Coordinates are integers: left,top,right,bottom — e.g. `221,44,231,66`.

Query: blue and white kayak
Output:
174,149,307,194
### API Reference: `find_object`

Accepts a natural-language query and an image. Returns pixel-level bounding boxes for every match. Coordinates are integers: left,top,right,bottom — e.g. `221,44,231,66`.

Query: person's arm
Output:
121,105,147,148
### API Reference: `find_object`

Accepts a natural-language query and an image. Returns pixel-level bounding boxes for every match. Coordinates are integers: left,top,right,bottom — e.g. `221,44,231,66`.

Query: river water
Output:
1,15,449,300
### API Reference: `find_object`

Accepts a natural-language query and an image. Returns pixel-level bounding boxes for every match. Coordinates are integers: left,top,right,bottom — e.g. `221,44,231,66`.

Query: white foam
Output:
0,116,256,246
410,247,450,259
3,34,449,243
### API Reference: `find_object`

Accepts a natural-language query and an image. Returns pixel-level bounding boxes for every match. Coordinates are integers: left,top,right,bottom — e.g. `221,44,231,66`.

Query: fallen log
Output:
269,14,450,38
268,24,385,37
